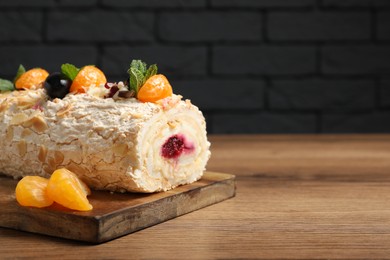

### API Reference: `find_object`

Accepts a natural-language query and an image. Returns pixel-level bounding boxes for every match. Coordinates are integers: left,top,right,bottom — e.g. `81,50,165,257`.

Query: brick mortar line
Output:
268,75,380,80
316,6,390,11
41,7,49,44
1,5,390,11
206,44,213,77
96,7,212,12
266,40,375,44
166,75,383,81
371,8,377,42
316,111,323,133
210,42,390,47
154,10,162,44
260,108,383,114
316,44,322,76
8,41,381,46
321,109,390,117
0,43,100,47
208,7,319,11
266,10,374,14
205,113,214,134
207,109,319,116
375,78,382,110
1,7,385,11
96,44,104,68
214,42,390,46
261,9,268,43
263,76,270,111
5,42,382,47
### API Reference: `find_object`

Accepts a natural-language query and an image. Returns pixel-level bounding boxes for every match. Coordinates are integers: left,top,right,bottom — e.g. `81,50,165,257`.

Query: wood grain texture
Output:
0,172,235,243
1,134,390,259
208,134,390,180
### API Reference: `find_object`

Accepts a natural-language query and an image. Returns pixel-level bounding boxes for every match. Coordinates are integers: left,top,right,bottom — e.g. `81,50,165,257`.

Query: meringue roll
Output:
0,89,211,193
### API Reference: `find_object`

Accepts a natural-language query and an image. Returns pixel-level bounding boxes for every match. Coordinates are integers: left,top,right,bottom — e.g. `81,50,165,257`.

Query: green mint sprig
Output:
127,60,158,95
13,64,26,83
61,63,80,81
0,64,27,92
0,79,15,92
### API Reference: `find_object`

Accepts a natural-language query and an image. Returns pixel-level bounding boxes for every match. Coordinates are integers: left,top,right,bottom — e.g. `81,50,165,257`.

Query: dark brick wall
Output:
1,0,390,133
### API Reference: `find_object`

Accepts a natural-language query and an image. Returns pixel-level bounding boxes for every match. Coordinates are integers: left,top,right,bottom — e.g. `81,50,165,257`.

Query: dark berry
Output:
161,135,185,159
44,72,71,99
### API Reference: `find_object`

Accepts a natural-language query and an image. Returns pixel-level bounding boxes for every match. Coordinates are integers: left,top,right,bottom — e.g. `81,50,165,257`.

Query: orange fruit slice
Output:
15,176,53,208
15,68,49,90
70,65,107,94
47,168,92,211
137,74,173,103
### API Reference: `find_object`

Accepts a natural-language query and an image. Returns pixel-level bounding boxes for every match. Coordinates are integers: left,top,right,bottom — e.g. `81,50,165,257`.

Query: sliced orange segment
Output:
15,176,53,208
15,68,49,90
137,74,173,103
47,168,92,211
70,65,107,94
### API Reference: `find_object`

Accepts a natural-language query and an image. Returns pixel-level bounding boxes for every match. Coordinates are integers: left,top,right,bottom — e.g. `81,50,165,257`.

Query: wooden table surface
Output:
1,134,390,259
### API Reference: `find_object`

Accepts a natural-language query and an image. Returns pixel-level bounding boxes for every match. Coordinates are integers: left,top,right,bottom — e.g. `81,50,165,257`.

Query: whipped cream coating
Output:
0,88,211,192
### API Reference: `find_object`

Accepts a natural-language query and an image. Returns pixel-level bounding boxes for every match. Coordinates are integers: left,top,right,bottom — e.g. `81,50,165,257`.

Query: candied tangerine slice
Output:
15,176,53,208
15,68,49,90
47,168,92,211
70,65,107,94
137,74,173,103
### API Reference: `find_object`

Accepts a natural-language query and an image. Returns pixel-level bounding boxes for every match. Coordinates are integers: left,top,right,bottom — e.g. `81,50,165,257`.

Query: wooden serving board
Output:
0,172,235,243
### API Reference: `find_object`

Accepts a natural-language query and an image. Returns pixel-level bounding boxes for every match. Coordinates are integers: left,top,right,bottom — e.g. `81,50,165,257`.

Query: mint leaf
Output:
61,63,80,81
129,67,145,94
13,64,26,83
127,60,159,96
144,64,157,82
130,60,147,75
0,79,15,92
